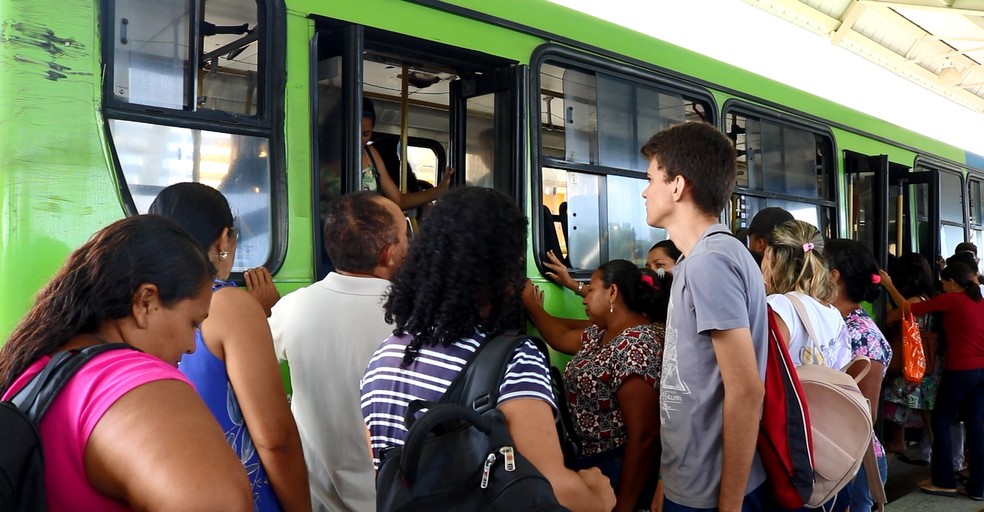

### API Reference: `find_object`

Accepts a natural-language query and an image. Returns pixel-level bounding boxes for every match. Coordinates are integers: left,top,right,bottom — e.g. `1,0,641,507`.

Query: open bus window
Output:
940,171,966,257
109,119,272,271
109,0,262,116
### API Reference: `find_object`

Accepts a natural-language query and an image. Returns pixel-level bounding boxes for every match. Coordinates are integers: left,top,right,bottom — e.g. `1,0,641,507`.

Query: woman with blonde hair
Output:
761,220,852,369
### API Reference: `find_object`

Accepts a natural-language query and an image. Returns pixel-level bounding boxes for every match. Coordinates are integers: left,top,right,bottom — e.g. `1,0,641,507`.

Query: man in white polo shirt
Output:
269,192,408,512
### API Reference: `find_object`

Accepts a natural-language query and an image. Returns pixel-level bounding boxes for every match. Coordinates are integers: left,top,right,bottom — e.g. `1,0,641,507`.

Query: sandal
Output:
921,484,959,497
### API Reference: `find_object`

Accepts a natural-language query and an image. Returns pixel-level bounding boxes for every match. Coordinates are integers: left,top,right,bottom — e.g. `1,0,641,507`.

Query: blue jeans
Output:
846,454,888,512
578,446,658,509
663,482,773,512
930,368,984,496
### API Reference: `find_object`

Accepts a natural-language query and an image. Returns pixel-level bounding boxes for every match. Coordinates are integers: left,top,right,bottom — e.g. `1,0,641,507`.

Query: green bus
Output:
3,0,984,342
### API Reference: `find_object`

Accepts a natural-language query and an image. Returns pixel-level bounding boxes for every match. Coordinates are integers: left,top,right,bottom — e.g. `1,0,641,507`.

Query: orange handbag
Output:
901,304,927,384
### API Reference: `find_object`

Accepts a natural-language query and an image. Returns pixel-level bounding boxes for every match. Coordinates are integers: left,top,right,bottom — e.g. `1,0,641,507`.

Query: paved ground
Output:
886,453,983,511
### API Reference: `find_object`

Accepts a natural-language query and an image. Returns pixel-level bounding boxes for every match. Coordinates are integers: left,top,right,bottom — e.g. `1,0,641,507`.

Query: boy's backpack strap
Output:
10,343,135,421
441,333,547,414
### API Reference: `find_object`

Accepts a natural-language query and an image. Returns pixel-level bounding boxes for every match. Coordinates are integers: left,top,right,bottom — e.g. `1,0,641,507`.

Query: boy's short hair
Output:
640,122,737,216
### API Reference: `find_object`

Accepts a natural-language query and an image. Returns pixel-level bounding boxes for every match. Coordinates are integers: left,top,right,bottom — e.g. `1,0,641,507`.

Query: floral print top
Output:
844,307,893,458
565,323,663,456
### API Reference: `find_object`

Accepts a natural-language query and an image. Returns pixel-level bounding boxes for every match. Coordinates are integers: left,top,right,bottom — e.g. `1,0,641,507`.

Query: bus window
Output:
940,170,966,257
971,178,984,253
110,0,262,116
104,0,279,273
537,58,709,269
109,120,272,270
728,109,836,242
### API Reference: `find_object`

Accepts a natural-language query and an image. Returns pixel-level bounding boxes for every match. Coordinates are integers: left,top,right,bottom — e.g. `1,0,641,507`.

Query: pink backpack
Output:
786,295,885,509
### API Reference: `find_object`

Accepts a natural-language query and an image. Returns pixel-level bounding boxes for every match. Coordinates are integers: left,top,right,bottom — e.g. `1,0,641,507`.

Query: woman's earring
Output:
218,251,229,260
609,301,614,314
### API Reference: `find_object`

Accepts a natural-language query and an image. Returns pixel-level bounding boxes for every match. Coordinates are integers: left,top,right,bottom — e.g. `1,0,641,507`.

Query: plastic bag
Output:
902,304,927,383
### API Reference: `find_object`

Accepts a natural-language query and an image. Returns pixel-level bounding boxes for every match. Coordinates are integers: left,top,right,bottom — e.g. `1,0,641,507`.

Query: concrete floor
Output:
885,453,983,511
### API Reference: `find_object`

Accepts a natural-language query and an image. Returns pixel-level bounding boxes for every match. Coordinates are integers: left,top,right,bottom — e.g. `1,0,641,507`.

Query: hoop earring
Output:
218,251,229,260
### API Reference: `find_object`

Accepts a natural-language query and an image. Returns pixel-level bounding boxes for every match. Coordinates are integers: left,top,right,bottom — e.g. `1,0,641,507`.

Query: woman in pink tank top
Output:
0,215,254,512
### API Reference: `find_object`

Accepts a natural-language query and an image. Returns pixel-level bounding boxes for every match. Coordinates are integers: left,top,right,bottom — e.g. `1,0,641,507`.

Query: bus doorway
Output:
311,20,520,278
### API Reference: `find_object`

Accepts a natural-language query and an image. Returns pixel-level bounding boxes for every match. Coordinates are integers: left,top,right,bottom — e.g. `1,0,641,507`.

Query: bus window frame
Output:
530,43,718,279
99,0,288,276
722,100,839,240
915,156,970,251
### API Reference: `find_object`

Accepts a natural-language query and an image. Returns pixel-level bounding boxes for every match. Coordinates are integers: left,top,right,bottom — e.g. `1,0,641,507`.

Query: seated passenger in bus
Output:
523,260,667,512
360,98,454,210
0,215,254,511
360,187,616,512
761,220,852,370
150,183,310,512
269,192,409,512
826,239,893,511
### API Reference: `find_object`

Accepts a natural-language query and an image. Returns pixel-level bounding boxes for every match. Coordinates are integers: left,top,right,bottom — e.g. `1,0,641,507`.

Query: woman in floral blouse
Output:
523,259,668,512
825,239,893,512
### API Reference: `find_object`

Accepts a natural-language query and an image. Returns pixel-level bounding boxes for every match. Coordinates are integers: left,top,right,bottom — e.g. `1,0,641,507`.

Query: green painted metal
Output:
1,0,123,340
2,0,983,346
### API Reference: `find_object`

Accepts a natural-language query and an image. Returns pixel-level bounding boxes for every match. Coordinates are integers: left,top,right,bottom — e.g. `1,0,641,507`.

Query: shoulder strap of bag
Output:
10,343,135,421
441,333,548,414
785,293,823,361
862,440,887,511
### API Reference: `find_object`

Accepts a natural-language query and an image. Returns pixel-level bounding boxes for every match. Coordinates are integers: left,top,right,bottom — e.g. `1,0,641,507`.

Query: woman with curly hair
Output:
360,187,615,512
523,260,667,512
761,220,852,370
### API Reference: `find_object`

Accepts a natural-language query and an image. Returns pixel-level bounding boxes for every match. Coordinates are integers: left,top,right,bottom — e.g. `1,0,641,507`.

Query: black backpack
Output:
0,343,133,512
375,334,570,512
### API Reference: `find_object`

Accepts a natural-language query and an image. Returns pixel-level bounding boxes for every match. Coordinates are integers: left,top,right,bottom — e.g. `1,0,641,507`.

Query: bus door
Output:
449,65,528,198
844,151,889,268
888,167,940,272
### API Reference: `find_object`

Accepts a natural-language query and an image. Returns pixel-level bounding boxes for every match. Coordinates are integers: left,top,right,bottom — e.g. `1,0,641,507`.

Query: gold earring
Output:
218,251,229,260
609,301,614,313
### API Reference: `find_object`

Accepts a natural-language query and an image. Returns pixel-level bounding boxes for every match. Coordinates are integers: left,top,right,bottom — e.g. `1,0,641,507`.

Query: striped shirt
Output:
360,330,556,468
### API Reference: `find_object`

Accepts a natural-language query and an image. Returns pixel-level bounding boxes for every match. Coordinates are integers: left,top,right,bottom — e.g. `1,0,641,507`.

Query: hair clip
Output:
641,275,656,288
802,242,814,253
655,268,666,279
871,273,881,284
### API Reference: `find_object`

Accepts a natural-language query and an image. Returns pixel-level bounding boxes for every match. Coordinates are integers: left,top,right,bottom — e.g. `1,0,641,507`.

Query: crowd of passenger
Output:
3,120,984,512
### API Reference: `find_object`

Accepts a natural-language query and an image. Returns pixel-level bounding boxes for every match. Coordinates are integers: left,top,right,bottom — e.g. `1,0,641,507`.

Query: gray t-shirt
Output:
660,225,768,508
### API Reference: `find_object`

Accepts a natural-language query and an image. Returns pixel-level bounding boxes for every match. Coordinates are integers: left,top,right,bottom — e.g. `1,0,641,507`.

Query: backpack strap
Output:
440,333,547,414
9,343,135,422
784,293,822,358
862,440,887,511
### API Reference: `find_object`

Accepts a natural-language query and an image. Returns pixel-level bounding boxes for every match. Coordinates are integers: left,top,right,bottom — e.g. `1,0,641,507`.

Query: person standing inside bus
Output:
736,207,794,267
269,192,409,512
360,98,454,209
640,122,770,512
150,183,310,512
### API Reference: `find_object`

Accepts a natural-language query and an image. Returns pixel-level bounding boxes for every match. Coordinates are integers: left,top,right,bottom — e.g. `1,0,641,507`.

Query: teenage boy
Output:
640,122,769,512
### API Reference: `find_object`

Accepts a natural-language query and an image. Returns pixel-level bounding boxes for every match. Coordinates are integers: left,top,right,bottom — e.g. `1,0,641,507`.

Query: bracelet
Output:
576,282,584,294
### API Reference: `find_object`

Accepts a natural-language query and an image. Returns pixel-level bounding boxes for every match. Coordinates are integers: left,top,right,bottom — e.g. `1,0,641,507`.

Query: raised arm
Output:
371,145,454,210
522,280,587,355
499,398,616,512
711,327,764,512
543,250,585,298
85,379,254,511
205,288,311,512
